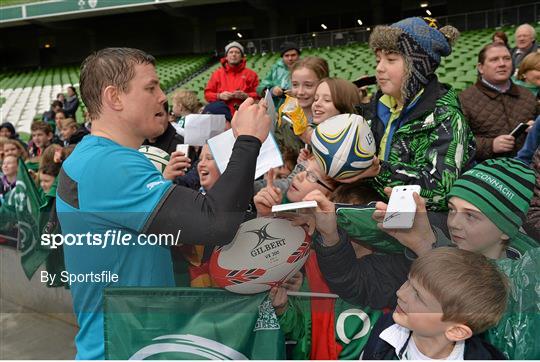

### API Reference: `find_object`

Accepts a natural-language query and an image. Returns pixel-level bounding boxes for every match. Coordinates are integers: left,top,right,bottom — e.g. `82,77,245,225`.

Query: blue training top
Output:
56,135,175,360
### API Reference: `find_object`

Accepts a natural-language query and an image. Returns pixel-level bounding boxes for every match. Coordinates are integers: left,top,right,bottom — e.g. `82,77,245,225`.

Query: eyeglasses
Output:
296,162,334,192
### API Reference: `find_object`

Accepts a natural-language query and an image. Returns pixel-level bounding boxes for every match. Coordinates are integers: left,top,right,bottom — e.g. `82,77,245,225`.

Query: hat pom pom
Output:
440,25,460,46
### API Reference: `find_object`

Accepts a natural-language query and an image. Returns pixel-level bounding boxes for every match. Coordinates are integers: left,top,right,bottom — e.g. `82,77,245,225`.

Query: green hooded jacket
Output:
365,78,476,211
256,59,291,108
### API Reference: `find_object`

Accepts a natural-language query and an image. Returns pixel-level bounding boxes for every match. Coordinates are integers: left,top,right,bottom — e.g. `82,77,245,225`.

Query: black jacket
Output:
63,96,79,119
511,41,538,68
65,126,90,146
143,123,185,155
313,228,412,309
362,313,506,360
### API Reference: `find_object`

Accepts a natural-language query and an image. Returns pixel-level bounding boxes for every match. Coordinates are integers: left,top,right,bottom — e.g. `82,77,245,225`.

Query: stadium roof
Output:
0,0,238,28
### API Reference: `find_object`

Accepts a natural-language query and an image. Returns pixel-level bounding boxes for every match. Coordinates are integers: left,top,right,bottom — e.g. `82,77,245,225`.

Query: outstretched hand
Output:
269,271,303,316
372,187,435,256
254,168,282,216
163,150,191,180
288,190,339,246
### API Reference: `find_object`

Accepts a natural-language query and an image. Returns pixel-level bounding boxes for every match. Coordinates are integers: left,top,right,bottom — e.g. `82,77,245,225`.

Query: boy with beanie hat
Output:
445,157,536,255
362,17,476,211
205,41,259,115
257,41,301,107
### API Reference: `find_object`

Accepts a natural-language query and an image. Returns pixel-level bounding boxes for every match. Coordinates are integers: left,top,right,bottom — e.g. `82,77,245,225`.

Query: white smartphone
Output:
271,200,317,215
176,144,189,155
382,185,421,229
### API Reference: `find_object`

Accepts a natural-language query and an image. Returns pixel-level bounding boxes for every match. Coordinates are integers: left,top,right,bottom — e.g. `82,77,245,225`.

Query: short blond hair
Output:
172,89,203,114
517,52,540,80
410,247,508,334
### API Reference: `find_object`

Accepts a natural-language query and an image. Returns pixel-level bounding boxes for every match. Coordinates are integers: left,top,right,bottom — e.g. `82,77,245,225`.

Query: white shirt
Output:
377,323,465,360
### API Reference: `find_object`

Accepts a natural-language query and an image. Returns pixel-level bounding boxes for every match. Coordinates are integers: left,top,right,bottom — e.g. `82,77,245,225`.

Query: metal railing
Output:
437,3,539,31
237,27,371,56
236,3,540,54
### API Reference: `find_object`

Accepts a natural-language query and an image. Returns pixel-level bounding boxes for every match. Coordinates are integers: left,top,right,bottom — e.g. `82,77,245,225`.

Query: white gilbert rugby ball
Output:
311,113,376,180
139,145,170,173
209,217,310,294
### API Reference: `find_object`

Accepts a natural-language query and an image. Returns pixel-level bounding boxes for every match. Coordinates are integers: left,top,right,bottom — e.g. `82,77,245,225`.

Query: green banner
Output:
487,247,540,360
12,159,50,279
104,287,286,360
1,0,176,22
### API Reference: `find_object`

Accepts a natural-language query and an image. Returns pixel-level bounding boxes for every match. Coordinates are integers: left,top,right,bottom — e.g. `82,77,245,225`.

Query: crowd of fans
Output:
1,16,539,360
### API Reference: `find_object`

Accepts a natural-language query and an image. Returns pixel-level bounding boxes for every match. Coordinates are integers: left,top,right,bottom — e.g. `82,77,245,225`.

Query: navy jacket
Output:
362,313,506,360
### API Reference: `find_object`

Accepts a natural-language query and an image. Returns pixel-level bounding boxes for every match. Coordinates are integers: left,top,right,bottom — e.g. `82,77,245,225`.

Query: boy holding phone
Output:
304,157,537,358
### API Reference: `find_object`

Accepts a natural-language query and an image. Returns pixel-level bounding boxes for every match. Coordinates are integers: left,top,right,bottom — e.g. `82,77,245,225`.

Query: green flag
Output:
336,205,405,253
104,287,286,360
486,247,540,359
0,187,18,231
11,159,50,279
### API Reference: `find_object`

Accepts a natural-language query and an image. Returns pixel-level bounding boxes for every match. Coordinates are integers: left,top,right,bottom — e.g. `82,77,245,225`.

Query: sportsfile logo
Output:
247,223,286,258
41,230,182,249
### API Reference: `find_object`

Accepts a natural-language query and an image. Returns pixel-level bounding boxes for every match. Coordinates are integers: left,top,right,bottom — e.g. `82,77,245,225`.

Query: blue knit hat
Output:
369,17,459,103
393,17,453,64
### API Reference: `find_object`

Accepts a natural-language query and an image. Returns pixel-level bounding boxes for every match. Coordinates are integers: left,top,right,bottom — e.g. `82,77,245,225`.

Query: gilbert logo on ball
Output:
138,145,170,173
311,113,376,180
210,217,310,294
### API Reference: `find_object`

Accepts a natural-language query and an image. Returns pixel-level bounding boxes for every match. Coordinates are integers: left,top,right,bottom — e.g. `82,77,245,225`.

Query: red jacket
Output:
204,57,259,115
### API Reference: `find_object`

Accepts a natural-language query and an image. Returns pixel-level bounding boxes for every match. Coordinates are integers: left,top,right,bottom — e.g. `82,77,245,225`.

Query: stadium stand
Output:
2,24,539,136
180,26,531,100
0,54,210,136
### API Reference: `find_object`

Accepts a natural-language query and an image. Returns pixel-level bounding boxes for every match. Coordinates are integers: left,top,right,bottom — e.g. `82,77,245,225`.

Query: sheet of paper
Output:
184,114,226,146
207,129,283,179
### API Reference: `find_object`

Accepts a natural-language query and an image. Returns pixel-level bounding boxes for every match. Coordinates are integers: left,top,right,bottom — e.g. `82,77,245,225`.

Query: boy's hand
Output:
283,271,303,292
272,87,283,97
297,147,311,164
254,169,282,216
163,151,190,180
372,187,435,256
301,190,339,246
269,287,288,316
